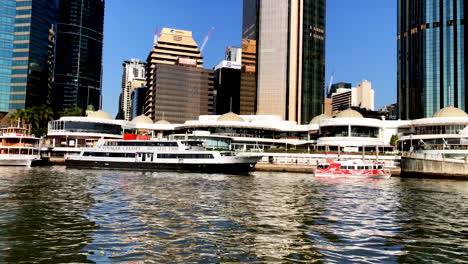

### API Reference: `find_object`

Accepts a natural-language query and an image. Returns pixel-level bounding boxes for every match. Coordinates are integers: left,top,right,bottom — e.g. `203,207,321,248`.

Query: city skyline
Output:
101,0,397,119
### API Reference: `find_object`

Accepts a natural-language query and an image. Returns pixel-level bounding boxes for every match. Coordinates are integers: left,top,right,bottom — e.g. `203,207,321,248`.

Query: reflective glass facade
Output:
53,0,105,111
9,0,58,110
398,0,465,119
0,0,15,112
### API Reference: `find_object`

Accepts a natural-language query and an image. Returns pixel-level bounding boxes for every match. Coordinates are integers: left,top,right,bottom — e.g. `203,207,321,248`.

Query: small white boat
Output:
0,123,41,166
314,160,391,179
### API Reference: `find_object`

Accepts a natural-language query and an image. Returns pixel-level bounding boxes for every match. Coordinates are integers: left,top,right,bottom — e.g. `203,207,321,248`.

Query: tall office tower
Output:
398,0,466,119
53,0,105,111
240,0,259,115
213,56,241,115
7,0,58,110
118,59,145,120
0,0,16,112
245,0,326,124
144,28,214,123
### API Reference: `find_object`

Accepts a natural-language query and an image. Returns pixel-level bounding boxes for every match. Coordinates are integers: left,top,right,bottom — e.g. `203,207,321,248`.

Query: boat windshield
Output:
317,164,329,169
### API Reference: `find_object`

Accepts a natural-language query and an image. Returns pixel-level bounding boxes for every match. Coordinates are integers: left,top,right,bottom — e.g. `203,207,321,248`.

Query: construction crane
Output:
200,27,215,52
326,71,335,97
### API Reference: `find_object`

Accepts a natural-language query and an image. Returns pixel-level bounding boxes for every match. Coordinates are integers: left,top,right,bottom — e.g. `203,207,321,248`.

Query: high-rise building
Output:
240,0,259,115
328,82,351,98
331,80,375,112
118,59,145,121
8,0,58,110
398,0,466,119
53,0,105,111
144,28,214,123
131,86,146,120
244,0,326,124
214,59,241,115
0,0,16,112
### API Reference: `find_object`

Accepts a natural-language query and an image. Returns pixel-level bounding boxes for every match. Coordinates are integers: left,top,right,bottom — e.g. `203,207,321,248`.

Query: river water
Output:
0,167,467,263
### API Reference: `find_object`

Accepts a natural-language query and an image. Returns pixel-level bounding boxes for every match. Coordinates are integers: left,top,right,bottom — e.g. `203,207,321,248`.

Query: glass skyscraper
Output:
53,0,105,111
248,0,326,124
8,0,58,110
398,0,465,119
0,0,15,112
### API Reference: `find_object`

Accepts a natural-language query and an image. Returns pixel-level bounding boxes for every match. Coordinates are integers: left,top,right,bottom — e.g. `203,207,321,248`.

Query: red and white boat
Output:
314,160,391,179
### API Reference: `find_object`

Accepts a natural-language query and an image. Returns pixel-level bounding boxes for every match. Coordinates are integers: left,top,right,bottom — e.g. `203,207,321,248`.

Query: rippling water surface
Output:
0,167,468,263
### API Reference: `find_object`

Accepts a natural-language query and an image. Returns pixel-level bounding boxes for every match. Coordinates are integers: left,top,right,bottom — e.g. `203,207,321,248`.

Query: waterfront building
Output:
9,0,58,110
253,0,326,124
214,58,241,115
46,110,123,158
53,0,105,111
331,80,375,112
118,59,145,121
398,0,466,119
240,0,259,115
143,28,213,123
398,106,468,152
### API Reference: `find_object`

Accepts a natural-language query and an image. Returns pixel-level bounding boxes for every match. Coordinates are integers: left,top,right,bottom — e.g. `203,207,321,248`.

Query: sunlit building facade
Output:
53,0,105,111
253,0,326,124
398,0,466,119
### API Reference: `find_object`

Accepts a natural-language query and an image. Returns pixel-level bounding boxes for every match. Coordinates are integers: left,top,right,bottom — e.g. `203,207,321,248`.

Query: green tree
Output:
390,134,399,147
9,105,55,137
60,107,85,117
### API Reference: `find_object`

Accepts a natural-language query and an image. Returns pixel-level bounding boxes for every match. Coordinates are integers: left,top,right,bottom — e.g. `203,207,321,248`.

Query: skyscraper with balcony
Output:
7,0,58,110
53,0,105,112
243,0,326,124
398,0,466,119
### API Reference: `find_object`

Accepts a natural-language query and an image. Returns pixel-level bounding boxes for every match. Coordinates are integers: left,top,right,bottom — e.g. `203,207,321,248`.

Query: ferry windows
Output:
157,153,214,159
83,152,136,158
317,164,329,169
116,141,178,147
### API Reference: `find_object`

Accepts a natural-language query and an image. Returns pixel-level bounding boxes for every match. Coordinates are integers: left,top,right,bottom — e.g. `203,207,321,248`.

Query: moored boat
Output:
0,122,41,166
65,138,261,174
314,160,391,179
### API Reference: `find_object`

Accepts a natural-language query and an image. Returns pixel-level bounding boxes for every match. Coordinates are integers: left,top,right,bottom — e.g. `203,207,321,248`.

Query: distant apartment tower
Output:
53,0,105,111
4,0,58,110
144,28,214,123
331,80,375,112
244,0,326,124
398,0,466,119
240,0,259,115
328,82,351,98
118,59,145,120
213,49,242,114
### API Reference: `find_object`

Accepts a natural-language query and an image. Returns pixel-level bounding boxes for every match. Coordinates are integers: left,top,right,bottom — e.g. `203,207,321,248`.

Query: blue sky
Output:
101,0,397,116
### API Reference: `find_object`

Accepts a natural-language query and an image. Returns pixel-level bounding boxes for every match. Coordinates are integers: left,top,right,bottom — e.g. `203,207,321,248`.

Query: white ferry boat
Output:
0,123,41,166
65,138,261,174
314,160,391,179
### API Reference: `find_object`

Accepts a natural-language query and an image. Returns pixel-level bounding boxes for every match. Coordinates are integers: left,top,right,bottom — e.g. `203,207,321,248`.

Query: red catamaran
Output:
314,160,391,179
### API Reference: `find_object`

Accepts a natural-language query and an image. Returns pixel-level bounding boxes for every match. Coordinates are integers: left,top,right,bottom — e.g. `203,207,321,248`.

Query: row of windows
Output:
157,153,214,159
83,152,136,158
105,141,178,147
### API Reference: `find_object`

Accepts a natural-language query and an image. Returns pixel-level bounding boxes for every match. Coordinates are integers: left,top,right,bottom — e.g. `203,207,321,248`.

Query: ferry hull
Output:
65,160,257,174
314,173,391,179
0,157,40,166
